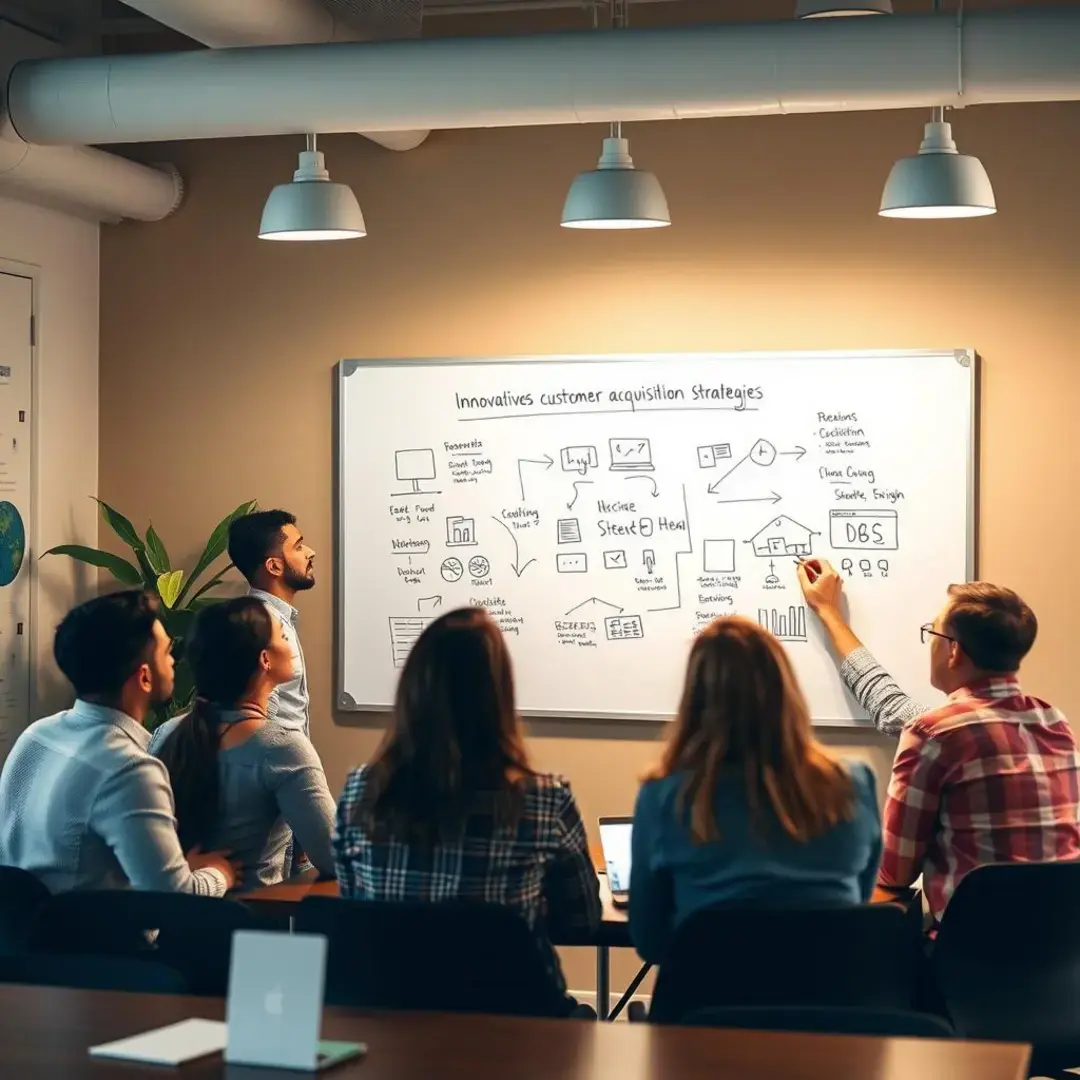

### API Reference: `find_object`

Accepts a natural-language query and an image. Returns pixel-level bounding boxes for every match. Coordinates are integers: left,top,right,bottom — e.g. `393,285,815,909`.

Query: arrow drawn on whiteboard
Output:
567,480,593,510
517,454,554,502
565,597,624,617
715,491,782,506
624,475,659,498
707,453,750,494
417,595,443,614
780,446,807,461
491,516,536,578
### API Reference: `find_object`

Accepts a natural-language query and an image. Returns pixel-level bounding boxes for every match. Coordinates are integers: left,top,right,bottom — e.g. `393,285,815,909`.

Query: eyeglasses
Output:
920,623,955,646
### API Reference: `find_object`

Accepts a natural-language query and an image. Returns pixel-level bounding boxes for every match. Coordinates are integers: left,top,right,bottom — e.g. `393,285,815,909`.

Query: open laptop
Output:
598,816,633,909
226,930,365,1072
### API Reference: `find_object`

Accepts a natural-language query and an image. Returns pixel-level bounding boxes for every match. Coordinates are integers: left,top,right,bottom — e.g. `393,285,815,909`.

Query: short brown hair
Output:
945,582,1037,673
649,616,853,845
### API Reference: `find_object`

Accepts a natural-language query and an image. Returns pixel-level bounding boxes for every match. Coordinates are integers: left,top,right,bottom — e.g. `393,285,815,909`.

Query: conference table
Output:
239,871,916,1021
0,984,1031,1080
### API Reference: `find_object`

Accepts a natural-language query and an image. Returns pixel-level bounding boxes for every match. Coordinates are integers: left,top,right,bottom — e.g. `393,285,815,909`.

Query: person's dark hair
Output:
157,597,274,852
648,616,854,845
945,582,1037,673
353,607,533,845
54,590,161,699
227,509,296,585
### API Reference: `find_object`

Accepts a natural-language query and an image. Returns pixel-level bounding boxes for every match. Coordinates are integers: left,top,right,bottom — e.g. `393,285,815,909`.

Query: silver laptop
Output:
226,930,364,1072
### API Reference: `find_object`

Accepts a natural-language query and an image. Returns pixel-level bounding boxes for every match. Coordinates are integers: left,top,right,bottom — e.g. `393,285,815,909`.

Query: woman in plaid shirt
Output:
332,607,601,1010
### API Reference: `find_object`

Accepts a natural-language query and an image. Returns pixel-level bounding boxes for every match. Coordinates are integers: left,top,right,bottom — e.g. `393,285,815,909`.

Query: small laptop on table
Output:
598,816,633,909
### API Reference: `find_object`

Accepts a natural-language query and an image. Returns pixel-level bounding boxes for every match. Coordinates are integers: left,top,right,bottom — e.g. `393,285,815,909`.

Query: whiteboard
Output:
337,351,976,725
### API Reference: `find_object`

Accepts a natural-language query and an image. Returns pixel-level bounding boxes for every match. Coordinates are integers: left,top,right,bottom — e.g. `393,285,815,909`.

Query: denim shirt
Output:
249,589,310,738
0,701,226,896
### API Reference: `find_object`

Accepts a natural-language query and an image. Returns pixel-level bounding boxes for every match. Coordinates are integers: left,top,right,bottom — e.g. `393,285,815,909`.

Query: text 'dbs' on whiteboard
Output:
337,350,976,725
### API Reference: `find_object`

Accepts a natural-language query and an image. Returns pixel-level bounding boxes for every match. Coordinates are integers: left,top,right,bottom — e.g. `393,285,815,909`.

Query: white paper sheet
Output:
89,1018,227,1065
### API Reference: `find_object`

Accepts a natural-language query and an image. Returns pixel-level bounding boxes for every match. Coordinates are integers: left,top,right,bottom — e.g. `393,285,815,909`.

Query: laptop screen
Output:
599,819,633,894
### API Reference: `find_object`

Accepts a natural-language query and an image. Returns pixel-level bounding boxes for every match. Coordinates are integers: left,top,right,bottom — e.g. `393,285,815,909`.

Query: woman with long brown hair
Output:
629,616,881,964
333,607,600,1009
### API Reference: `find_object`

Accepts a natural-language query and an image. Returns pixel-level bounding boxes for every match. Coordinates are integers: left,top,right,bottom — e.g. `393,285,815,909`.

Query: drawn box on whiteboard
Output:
605,615,644,641
829,510,899,551
556,553,588,573
703,539,736,574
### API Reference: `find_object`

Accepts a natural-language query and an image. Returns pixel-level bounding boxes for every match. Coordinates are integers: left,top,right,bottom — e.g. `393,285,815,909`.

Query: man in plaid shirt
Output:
878,582,1080,925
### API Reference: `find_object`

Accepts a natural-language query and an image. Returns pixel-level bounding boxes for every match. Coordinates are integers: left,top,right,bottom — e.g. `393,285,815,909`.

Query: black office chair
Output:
933,861,1080,1074
296,897,573,1017
31,890,255,996
647,903,920,1024
0,866,50,954
683,1005,954,1039
0,952,188,994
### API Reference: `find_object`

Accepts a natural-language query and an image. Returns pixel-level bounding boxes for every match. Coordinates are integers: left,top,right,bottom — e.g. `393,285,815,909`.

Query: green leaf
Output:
187,565,233,606
40,544,143,586
157,570,184,608
145,524,170,574
177,499,257,606
93,498,145,555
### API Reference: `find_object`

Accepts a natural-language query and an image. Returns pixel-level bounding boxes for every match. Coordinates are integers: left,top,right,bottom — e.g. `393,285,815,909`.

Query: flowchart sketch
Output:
389,617,429,667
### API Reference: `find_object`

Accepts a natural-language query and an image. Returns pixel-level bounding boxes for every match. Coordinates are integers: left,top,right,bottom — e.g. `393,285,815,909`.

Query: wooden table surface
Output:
0,985,1030,1080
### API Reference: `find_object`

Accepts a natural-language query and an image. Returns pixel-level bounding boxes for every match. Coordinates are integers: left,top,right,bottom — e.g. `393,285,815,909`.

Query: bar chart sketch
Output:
758,605,807,642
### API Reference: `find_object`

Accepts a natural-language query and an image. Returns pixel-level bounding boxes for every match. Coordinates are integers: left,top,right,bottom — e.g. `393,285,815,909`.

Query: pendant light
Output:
259,134,367,241
560,0,670,230
879,1,995,219
796,1,892,15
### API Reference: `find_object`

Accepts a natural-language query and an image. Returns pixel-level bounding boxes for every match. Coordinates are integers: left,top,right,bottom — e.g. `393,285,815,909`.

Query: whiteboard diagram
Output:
338,351,976,723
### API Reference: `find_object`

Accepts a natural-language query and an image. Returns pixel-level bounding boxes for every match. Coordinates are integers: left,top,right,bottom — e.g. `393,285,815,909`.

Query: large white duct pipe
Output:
9,7,1080,146
120,0,429,152
0,116,181,222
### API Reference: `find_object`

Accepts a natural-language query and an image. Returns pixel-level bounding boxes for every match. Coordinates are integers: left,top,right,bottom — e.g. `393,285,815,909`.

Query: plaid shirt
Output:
880,677,1080,924
333,766,601,994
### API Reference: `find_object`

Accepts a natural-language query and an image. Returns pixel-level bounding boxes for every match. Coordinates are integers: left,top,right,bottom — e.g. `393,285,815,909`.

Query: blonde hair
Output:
649,616,853,844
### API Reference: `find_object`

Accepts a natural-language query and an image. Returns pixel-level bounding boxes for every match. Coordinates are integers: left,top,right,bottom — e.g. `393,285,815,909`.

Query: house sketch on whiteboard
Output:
746,515,818,558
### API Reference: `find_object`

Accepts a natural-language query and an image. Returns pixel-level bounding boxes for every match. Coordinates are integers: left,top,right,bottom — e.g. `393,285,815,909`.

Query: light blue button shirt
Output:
0,701,226,896
249,588,310,738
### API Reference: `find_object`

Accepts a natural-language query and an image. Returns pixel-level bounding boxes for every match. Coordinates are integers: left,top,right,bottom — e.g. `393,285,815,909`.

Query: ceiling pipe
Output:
119,0,429,152
0,115,182,221
8,7,1080,146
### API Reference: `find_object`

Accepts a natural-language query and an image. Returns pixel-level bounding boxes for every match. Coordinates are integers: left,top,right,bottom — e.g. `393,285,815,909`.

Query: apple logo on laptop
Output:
264,987,284,1017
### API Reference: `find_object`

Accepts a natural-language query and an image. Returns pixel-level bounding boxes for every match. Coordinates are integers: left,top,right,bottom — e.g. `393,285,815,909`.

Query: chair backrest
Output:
682,1005,954,1040
648,903,919,1024
31,890,254,996
295,897,569,1017
0,866,50,955
0,952,188,995
933,861,1080,1058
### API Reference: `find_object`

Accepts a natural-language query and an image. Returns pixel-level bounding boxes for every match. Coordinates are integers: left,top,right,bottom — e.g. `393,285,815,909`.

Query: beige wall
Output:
0,196,99,723
101,100,1079,989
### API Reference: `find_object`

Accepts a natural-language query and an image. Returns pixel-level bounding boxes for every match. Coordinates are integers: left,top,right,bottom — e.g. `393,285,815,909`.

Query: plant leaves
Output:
40,544,142,586
157,570,184,609
134,547,160,591
93,498,145,554
187,564,233,606
145,524,170,574
177,499,257,606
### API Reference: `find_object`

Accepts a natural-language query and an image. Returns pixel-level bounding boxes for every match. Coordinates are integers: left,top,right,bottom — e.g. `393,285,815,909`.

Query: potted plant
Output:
43,498,257,727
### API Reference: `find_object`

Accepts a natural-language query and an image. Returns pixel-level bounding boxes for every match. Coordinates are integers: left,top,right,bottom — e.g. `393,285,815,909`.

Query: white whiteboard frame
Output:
335,348,979,724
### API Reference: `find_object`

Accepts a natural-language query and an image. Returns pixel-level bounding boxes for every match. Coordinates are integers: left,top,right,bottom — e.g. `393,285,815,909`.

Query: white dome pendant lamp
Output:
879,0,995,219
561,122,671,230
259,133,366,241
796,1,892,16
560,0,669,231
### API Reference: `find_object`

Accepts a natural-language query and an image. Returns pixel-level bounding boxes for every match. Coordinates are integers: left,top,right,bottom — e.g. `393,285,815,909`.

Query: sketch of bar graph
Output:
758,605,808,642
